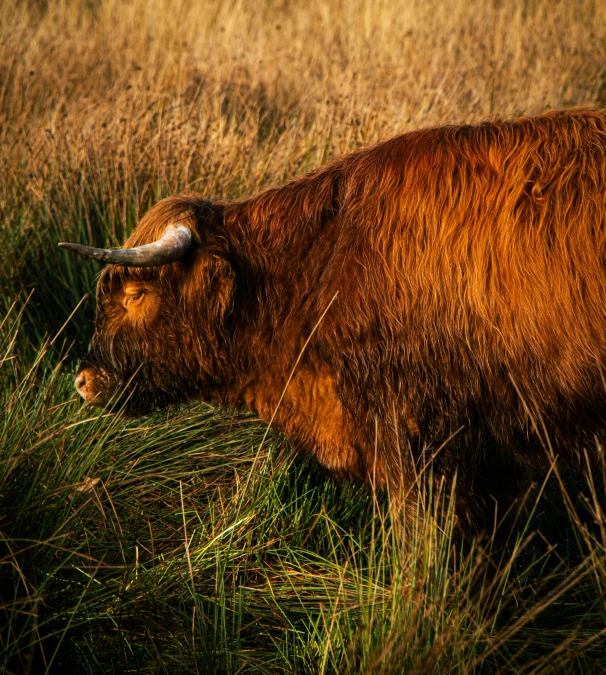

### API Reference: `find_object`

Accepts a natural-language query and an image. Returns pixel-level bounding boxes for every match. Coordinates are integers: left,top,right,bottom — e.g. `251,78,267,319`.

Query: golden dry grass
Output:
1,0,605,211
2,1,606,672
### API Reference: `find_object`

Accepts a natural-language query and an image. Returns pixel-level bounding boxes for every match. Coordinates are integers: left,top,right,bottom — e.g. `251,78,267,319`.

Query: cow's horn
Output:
58,224,193,267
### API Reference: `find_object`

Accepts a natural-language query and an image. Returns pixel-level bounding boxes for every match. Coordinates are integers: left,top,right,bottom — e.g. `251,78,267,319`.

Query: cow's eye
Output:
124,290,145,306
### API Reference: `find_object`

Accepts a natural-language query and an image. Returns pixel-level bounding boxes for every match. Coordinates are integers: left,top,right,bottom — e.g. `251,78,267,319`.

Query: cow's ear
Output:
182,250,235,319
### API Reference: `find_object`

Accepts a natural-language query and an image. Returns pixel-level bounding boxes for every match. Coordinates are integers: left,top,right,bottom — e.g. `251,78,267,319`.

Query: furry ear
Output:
181,249,235,319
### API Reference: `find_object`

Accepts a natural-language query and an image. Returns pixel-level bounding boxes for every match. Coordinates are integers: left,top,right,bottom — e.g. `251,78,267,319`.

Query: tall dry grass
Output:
2,0,606,672
2,0,604,204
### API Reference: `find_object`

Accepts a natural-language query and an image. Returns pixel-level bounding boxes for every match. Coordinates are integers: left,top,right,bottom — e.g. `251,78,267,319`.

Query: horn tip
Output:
58,241,84,252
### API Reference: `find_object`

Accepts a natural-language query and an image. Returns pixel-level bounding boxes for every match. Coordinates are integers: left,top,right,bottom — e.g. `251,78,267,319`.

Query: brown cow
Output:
60,108,606,528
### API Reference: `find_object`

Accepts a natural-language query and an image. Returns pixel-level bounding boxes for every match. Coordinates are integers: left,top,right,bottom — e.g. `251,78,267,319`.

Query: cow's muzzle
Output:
75,366,113,406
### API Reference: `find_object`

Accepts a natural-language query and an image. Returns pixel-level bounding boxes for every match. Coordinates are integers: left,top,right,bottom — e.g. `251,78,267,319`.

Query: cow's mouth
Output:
75,365,186,416
119,389,182,417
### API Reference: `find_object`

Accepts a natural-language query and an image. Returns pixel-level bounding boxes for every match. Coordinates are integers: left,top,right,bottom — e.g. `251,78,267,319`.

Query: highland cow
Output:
60,108,606,528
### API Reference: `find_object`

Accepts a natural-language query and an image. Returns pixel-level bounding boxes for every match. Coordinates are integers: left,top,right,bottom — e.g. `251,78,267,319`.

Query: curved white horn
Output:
59,224,192,267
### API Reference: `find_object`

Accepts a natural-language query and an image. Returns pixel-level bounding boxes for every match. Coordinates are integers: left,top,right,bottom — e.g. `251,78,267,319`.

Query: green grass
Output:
2,0,606,669
2,271,606,672
1,105,605,675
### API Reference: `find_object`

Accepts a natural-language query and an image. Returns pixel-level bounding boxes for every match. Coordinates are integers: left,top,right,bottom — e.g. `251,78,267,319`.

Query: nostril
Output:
75,372,87,396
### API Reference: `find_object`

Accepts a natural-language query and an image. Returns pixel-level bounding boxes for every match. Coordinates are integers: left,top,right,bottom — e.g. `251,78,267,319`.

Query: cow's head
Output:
60,196,234,414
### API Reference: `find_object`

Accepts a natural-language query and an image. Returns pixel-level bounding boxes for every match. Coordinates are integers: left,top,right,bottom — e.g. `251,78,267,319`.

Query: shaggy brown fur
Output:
77,108,606,529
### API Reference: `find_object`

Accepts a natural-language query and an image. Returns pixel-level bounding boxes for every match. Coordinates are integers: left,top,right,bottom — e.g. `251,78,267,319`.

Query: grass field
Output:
2,0,606,672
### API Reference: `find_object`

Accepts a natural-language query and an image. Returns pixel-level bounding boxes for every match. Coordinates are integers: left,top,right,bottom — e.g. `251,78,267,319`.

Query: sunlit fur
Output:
80,108,606,528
